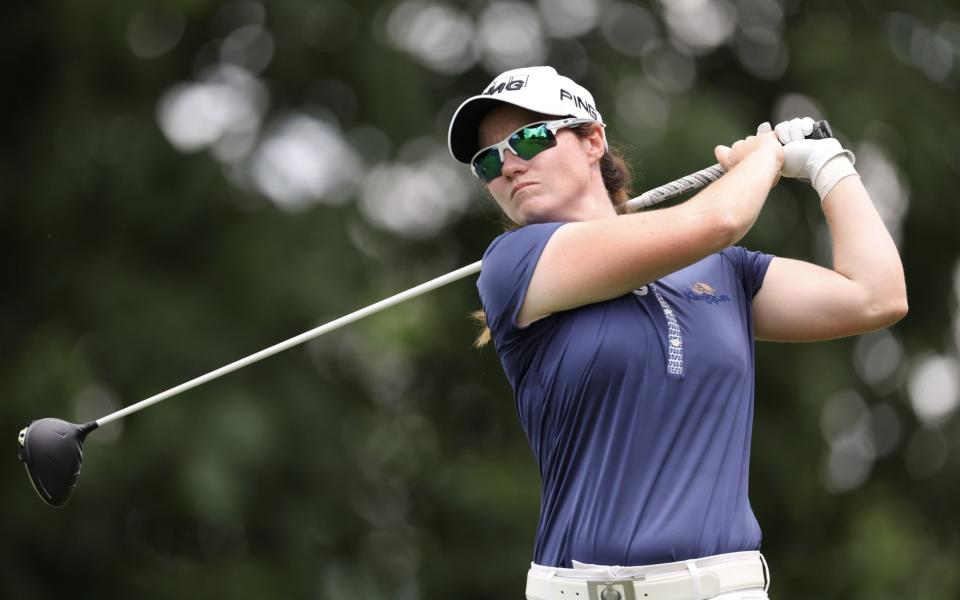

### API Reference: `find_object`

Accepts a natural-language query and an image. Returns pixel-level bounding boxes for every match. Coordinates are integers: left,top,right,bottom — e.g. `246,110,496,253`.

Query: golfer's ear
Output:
585,125,606,160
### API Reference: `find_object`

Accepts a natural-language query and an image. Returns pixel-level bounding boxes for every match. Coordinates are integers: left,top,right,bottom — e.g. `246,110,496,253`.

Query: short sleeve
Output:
477,222,565,344
721,245,775,299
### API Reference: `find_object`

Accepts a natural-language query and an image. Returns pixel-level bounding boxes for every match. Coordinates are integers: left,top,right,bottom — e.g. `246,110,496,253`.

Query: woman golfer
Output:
447,66,907,600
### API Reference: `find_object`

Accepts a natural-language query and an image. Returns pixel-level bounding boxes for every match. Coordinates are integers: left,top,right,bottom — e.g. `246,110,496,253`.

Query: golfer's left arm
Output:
753,126,908,341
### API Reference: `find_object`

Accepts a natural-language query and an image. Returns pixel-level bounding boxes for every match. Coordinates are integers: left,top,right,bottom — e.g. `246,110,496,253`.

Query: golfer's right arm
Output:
517,131,782,327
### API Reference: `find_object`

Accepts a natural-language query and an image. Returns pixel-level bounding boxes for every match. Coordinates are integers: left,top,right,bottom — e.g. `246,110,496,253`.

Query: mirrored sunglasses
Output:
470,118,599,183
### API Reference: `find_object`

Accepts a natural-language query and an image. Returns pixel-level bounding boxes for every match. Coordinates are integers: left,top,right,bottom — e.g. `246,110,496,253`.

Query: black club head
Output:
17,418,98,507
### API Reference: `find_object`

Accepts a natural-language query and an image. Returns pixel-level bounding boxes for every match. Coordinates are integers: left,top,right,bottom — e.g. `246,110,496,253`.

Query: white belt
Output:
526,551,769,600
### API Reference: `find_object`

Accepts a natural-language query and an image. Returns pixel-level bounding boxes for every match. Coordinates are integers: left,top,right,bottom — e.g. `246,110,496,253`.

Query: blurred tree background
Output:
3,0,959,598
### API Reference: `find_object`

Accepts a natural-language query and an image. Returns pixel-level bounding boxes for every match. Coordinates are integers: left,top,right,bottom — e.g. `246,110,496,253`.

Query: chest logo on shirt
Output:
684,282,731,305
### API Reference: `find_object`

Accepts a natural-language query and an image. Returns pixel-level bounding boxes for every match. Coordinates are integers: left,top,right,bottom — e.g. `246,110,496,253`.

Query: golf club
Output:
18,120,833,507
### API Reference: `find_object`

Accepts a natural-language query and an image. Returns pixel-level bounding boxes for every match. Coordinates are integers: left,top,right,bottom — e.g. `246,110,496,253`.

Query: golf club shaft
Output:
97,261,484,426
95,164,729,428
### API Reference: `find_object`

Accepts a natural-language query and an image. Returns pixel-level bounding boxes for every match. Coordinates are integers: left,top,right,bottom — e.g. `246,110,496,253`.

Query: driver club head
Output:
17,418,98,507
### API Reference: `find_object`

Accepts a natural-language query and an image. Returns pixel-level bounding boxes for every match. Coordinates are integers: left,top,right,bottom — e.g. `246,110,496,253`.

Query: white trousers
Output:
526,550,770,600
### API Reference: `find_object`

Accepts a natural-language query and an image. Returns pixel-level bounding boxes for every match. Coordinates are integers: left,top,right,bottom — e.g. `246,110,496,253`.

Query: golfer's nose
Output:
501,149,528,178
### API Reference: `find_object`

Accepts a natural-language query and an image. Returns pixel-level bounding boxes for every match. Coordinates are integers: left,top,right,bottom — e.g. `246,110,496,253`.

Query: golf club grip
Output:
624,119,833,211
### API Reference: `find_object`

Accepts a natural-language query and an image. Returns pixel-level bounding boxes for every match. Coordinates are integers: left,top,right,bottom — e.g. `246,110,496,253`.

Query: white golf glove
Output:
775,117,858,201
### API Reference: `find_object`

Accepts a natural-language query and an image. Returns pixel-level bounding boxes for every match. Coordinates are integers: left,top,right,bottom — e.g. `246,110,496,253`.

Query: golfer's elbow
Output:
881,293,909,326
864,289,909,330
705,209,750,250
687,175,767,250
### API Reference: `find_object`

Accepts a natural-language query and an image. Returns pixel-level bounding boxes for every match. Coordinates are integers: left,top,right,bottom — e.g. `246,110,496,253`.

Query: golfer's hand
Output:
714,122,784,178
775,117,857,199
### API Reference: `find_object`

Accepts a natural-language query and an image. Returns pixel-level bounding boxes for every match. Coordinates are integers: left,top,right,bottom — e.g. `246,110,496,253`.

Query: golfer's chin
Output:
511,190,565,225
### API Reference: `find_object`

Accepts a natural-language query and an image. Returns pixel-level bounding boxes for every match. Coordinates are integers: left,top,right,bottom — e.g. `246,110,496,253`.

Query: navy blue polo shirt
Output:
477,222,774,568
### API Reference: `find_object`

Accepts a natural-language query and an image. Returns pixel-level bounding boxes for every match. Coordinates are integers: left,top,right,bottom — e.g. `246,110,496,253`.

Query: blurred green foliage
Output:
3,1,959,599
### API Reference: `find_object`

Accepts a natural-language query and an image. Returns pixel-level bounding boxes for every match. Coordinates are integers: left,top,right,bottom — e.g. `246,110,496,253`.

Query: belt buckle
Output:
586,578,642,600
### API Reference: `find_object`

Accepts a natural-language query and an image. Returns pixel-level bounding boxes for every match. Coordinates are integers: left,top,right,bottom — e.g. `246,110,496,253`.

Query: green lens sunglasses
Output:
470,118,600,183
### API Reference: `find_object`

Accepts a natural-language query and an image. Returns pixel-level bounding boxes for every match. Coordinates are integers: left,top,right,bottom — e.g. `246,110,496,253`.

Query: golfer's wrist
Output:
742,147,783,186
813,155,858,201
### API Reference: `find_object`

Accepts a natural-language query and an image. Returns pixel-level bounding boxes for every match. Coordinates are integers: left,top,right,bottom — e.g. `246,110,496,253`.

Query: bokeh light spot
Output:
220,25,275,74
820,390,875,493
660,0,737,54
857,141,910,244
853,329,904,388
359,141,472,239
907,353,960,426
477,2,548,73
157,65,268,154
601,2,659,58
538,0,600,39
250,114,362,211
386,2,477,75
642,41,697,94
